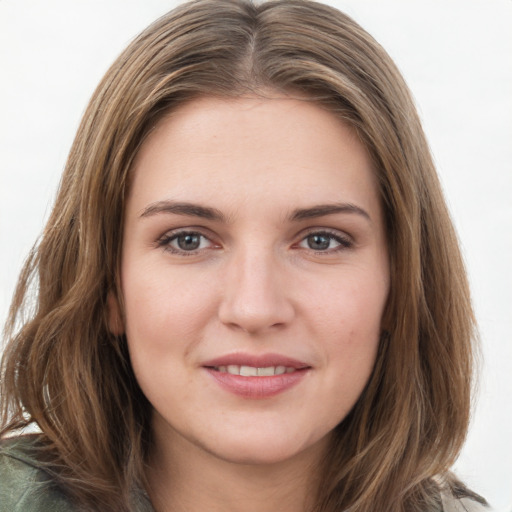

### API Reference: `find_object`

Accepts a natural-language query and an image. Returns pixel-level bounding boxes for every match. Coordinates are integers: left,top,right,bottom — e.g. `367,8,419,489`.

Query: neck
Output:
145,422,326,512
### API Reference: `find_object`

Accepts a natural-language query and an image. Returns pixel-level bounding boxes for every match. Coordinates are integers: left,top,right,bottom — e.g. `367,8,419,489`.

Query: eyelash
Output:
156,229,353,255
156,230,215,255
297,230,353,253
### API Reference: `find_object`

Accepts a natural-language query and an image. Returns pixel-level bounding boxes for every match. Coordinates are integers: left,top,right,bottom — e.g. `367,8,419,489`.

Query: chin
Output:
200,431,330,468
210,447,302,466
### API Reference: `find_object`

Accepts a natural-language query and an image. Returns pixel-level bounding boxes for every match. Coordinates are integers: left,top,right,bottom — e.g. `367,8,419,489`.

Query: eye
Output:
297,231,352,252
157,230,215,254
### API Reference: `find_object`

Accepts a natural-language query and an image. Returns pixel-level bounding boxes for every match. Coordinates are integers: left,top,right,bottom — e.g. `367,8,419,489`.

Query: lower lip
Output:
204,368,309,399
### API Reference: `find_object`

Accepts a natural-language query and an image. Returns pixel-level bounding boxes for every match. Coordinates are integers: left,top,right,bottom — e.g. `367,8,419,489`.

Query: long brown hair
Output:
1,1,478,510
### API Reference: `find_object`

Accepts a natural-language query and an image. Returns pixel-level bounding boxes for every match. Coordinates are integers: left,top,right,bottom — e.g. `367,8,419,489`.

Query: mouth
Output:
210,365,299,376
202,353,310,375
202,354,311,399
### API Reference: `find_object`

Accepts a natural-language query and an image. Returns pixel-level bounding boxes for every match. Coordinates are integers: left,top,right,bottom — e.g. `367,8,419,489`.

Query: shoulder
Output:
440,492,490,512
437,475,490,512
0,435,76,511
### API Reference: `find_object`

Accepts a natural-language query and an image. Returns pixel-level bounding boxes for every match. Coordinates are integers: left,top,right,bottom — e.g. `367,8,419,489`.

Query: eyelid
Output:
156,227,220,254
154,226,353,255
294,227,354,252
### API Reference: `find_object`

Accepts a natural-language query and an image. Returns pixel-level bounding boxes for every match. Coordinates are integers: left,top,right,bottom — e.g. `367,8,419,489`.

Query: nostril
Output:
217,257,295,332
218,302,294,334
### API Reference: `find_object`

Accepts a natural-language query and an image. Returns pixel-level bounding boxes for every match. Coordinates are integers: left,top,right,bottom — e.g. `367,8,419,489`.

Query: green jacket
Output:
0,436,154,511
0,436,488,512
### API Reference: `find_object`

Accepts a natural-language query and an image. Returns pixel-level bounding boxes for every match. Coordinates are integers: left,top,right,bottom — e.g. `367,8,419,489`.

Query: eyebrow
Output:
139,200,370,223
290,203,371,222
139,201,226,221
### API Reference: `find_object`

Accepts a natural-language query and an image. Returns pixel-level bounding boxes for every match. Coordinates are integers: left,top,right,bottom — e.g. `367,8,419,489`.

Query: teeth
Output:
257,367,275,376
240,365,258,376
227,365,240,375
214,365,296,376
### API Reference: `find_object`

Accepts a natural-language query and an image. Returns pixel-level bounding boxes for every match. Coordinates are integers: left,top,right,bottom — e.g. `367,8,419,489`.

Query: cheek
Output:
311,272,387,333
308,270,387,375
122,264,217,353
121,270,208,400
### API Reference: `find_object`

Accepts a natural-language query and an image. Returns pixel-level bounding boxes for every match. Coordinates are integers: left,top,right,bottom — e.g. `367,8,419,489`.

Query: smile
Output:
212,365,296,376
203,355,310,399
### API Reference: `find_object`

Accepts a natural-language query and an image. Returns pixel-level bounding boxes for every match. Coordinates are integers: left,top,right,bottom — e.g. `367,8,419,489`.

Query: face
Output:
116,95,389,467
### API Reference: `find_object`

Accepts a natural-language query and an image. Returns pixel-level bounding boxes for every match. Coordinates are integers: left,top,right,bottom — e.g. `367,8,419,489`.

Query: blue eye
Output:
158,231,213,253
298,231,351,252
173,233,202,251
306,234,333,251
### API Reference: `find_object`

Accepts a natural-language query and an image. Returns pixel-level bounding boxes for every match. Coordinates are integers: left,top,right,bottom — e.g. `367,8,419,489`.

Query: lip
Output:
202,353,310,369
202,353,311,400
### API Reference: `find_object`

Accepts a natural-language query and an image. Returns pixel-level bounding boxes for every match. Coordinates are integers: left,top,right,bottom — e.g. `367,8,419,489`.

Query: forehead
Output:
128,95,380,219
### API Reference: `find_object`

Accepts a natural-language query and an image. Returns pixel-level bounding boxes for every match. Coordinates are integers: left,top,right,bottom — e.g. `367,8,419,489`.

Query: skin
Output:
112,95,389,512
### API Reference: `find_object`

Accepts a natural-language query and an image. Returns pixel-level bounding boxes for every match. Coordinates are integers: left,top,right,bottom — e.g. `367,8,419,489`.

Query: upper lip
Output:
202,353,311,369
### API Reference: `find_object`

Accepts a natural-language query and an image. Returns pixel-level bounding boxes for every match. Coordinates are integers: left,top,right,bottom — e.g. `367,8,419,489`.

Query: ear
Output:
107,291,124,335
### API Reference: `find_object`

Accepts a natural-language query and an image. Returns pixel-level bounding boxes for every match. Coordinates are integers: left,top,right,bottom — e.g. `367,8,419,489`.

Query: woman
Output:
0,1,489,511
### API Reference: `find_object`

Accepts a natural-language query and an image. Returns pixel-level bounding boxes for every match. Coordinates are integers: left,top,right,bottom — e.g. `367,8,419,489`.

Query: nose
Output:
218,248,295,334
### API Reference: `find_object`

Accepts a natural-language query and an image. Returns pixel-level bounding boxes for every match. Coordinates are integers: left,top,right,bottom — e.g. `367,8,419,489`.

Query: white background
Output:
0,1,511,510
